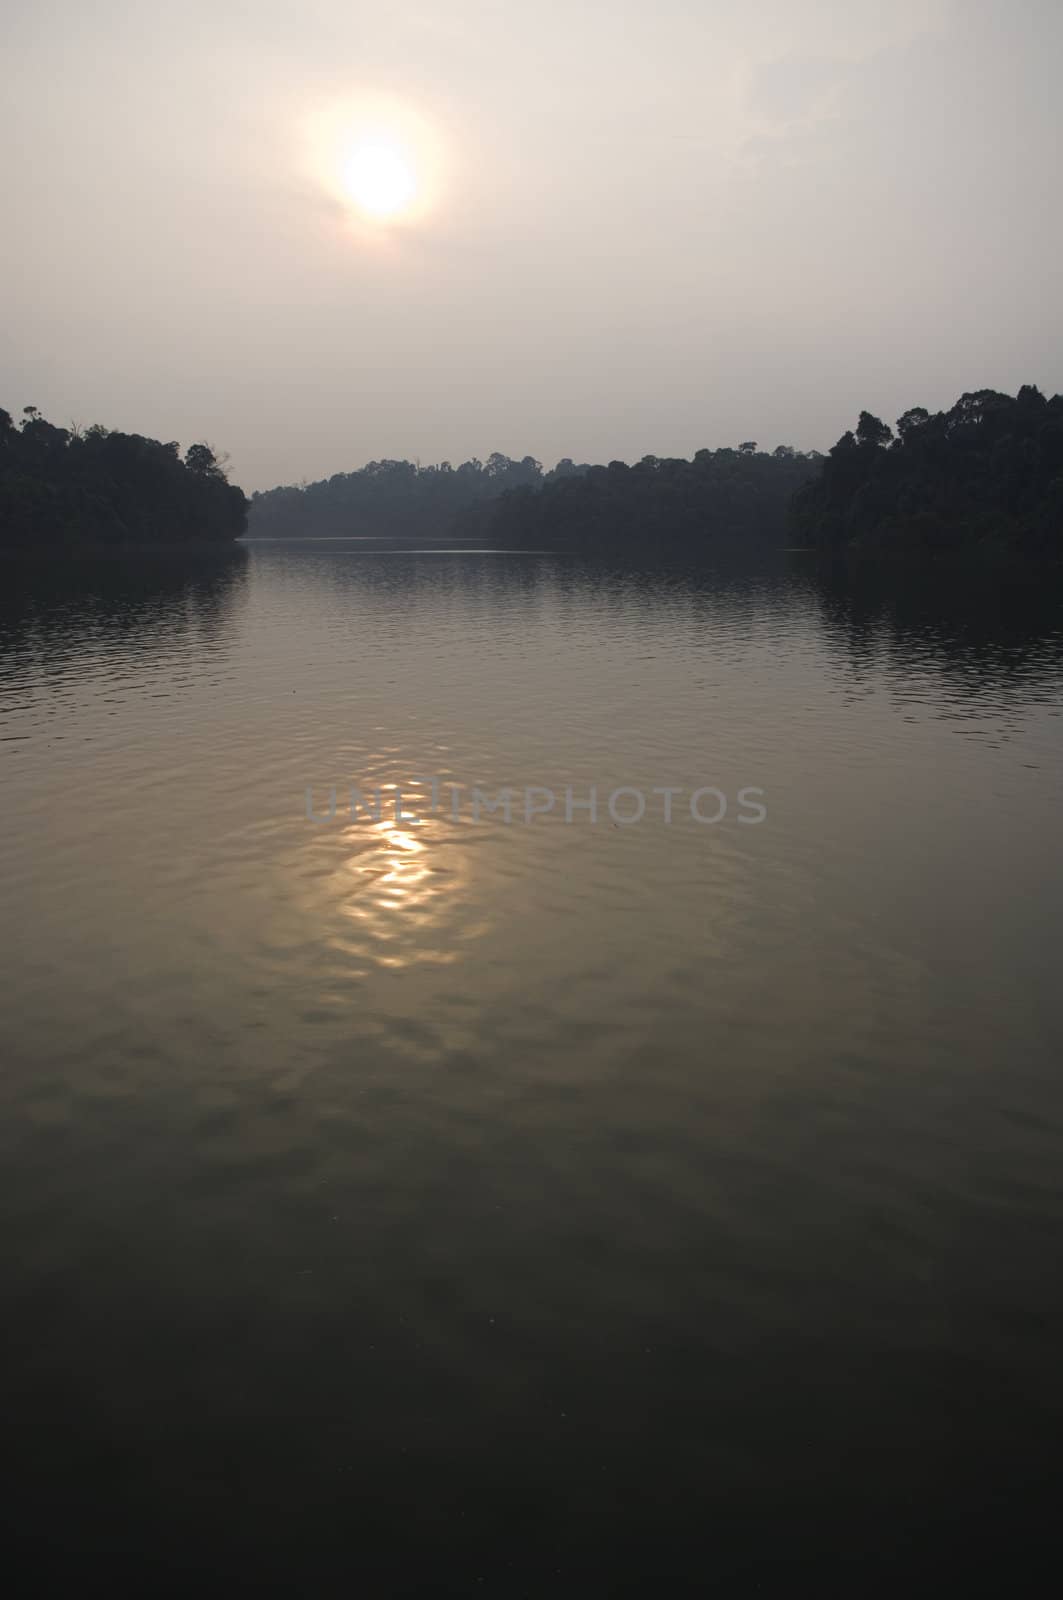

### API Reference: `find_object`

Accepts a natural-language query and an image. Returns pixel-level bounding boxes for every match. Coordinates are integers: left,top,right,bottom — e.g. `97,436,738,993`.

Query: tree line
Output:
468,390,1062,555
792,386,1063,554
7,386,1059,556
468,444,820,547
248,453,592,538
250,445,819,545
0,405,248,547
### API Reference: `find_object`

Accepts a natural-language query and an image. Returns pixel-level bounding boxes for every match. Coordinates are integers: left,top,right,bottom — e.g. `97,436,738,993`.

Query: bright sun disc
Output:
343,142,417,218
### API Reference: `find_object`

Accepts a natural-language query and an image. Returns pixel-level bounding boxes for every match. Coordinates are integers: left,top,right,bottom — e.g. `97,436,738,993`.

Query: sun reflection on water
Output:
319,813,475,973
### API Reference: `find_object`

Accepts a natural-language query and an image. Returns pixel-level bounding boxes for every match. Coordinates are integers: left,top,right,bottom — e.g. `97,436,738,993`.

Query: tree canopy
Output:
792,387,1063,554
0,405,248,547
467,445,821,548
248,453,589,538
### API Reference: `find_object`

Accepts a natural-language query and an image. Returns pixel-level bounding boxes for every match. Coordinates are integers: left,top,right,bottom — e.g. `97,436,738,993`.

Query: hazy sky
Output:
3,0,1060,490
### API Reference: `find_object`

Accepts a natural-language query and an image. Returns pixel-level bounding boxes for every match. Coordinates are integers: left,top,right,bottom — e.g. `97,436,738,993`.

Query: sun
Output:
303,93,445,231
342,140,417,220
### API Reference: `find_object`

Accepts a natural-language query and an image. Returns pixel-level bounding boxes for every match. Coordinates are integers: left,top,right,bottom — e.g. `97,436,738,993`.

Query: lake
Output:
3,538,1062,1586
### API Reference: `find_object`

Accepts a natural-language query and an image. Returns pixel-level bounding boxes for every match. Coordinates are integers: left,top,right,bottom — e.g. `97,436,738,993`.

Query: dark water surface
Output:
3,540,1063,1588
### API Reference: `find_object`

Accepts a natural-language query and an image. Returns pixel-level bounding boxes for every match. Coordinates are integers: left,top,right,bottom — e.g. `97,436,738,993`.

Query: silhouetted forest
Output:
13,386,1060,558
470,445,820,547
0,405,248,547
793,387,1063,554
249,454,591,538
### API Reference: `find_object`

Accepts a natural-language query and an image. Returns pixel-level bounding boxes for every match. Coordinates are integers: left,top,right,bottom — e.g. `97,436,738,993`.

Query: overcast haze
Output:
3,0,1060,490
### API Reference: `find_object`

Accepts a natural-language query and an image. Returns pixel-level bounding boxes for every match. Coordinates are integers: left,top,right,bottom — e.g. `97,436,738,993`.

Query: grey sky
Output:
3,0,1059,490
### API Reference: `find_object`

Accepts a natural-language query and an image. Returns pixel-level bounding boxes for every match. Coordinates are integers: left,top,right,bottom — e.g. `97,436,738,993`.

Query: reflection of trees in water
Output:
802,557,1063,708
540,549,806,635
28,539,1048,731
262,541,808,646
0,548,249,684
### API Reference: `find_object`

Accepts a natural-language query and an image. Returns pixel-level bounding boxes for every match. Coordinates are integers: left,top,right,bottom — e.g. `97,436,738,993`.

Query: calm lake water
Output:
3,538,1063,1587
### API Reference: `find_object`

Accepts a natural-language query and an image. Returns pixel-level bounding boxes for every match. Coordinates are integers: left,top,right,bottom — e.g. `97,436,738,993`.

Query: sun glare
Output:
343,141,417,219
305,93,445,232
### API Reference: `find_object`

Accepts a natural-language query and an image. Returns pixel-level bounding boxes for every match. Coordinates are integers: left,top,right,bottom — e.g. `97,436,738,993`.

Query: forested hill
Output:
792,387,1063,555
467,446,821,547
0,405,248,547
248,454,591,537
